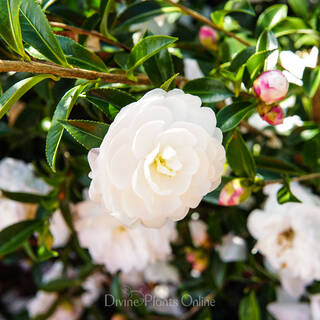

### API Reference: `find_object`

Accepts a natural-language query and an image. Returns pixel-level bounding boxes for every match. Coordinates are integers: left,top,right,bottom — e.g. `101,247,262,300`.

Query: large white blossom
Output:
248,183,320,297
50,209,71,248
74,200,177,273
88,89,225,228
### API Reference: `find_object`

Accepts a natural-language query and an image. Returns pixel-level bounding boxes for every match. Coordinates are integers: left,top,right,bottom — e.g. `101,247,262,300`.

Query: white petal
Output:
158,128,197,148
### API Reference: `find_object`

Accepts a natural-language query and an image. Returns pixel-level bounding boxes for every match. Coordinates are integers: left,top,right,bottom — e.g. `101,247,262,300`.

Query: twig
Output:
263,172,320,186
162,0,251,47
0,59,151,85
49,21,131,52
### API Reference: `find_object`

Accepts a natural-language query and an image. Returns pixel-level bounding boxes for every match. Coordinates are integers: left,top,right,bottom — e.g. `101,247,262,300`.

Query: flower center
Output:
153,146,182,177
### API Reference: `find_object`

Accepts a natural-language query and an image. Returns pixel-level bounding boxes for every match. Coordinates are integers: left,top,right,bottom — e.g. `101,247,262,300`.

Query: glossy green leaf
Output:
227,130,256,179
20,0,68,66
224,0,255,16
254,155,304,175
46,84,89,171
217,101,256,132
86,87,136,117
256,30,279,70
1,189,49,203
160,73,179,91
56,35,108,72
239,291,261,320
0,220,44,256
126,35,177,78
277,179,302,204
303,66,320,98
288,0,308,19
143,48,175,87
183,77,233,103
229,46,255,72
246,50,275,80
58,120,109,149
272,17,311,37
100,0,117,42
257,4,287,33
115,0,180,30
0,74,58,120
0,0,27,58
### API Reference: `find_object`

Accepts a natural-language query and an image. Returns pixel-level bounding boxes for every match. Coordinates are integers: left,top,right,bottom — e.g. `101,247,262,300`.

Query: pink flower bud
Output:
253,70,288,105
219,179,251,206
199,26,218,51
186,252,195,263
257,104,284,126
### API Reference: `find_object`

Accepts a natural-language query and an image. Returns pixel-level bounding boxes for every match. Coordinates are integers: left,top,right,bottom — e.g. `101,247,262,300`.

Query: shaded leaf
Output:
257,4,287,33
0,75,58,120
56,35,108,72
0,220,44,256
217,101,256,132
1,189,49,203
100,0,117,42
183,77,233,103
239,291,260,320
277,179,302,204
229,46,255,72
58,120,109,149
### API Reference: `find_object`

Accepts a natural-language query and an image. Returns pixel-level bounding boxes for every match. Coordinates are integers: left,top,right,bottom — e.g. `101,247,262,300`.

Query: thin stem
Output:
0,59,151,85
263,172,320,186
49,21,131,52
163,0,251,47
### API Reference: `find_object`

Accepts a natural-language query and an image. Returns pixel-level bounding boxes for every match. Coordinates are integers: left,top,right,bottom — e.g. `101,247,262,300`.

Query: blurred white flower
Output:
216,233,247,262
280,47,319,86
188,219,208,247
75,200,177,273
0,158,51,231
88,88,225,228
184,58,204,80
311,294,320,320
50,209,70,248
0,158,51,194
144,261,179,284
81,273,105,307
267,302,311,320
248,183,320,297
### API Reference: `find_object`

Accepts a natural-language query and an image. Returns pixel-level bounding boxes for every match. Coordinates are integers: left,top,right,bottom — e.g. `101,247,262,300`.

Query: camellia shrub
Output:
0,0,320,319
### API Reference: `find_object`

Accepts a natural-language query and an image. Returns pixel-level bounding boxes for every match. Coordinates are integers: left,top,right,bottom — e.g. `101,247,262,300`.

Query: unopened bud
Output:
253,70,288,105
257,104,284,126
199,26,218,51
219,179,251,206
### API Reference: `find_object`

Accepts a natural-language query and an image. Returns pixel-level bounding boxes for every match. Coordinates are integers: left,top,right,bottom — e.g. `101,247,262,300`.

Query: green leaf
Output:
272,17,311,37
0,220,44,256
39,278,81,292
277,179,302,204
1,189,49,203
86,87,137,117
224,0,256,16
143,48,175,87
126,35,177,78
58,120,109,149
246,50,275,80
0,74,58,120
100,0,117,42
239,291,260,320
229,46,255,72
288,0,308,19
160,73,179,91
183,77,233,103
111,272,123,311
256,30,278,70
226,130,256,179
56,36,108,72
257,4,287,33
46,84,88,171
303,67,320,98
114,0,180,30
217,101,256,132
20,0,68,67
0,0,27,58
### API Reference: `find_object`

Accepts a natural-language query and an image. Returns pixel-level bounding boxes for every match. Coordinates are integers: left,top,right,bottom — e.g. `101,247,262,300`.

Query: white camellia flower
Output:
0,158,51,231
74,200,177,273
88,89,225,228
248,183,320,297
50,210,71,248
216,233,247,262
